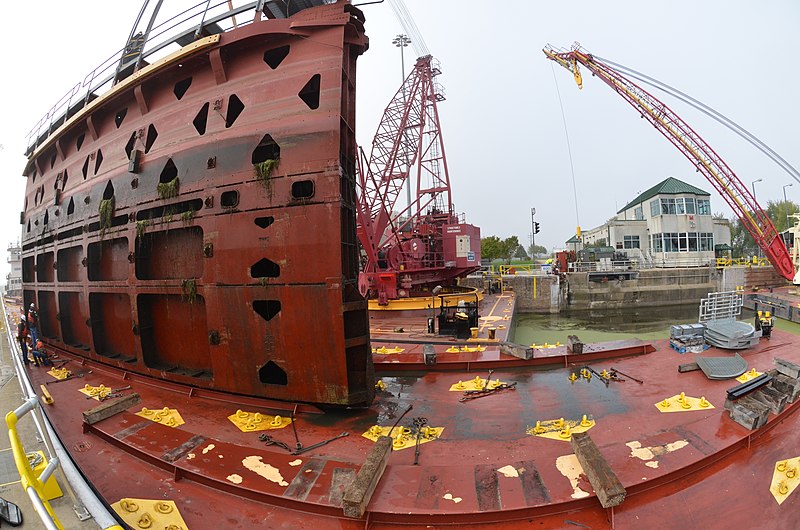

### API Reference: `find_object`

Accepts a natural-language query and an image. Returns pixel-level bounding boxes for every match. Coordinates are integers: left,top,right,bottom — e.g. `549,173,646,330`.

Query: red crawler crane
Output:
544,44,796,283
356,55,481,304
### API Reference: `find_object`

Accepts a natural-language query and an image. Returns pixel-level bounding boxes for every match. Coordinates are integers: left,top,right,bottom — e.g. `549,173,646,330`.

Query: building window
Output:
688,232,698,251
634,206,644,220
652,233,663,252
624,235,640,249
664,232,679,252
650,199,660,217
700,232,714,251
697,199,711,215
675,198,686,214
685,197,696,214
661,198,676,215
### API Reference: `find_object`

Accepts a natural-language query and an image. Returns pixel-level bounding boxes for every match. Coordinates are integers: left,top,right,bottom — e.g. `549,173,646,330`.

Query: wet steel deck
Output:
20,292,800,528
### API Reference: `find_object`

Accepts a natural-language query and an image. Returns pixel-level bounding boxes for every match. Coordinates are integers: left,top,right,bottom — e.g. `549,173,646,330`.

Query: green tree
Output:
528,244,547,258
514,245,529,259
499,236,520,263
729,199,799,256
480,235,521,263
480,236,502,261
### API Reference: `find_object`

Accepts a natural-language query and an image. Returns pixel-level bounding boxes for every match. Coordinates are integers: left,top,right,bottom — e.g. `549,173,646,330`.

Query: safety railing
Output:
6,398,62,529
715,256,772,268
25,0,265,154
2,296,123,529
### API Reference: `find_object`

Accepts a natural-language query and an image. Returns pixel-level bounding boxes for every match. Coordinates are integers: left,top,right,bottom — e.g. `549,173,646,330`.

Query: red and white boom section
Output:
544,43,795,282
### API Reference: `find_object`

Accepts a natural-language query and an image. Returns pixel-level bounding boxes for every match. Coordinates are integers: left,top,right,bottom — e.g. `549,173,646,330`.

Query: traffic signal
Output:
534,222,540,234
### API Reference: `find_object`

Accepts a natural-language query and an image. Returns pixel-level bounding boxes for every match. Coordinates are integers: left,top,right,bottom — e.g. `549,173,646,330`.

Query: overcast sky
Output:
1,0,798,279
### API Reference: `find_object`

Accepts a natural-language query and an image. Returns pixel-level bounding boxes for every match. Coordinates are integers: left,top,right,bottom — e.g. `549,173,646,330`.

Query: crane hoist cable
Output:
544,43,795,282
549,63,581,239
595,56,800,186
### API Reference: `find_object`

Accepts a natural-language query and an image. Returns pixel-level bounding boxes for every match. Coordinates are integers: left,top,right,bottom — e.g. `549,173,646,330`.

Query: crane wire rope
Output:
550,62,581,234
595,55,800,186
388,0,429,57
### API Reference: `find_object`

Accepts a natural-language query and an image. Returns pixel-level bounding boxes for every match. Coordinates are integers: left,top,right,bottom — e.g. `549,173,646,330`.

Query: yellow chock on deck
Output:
80,384,113,400
736,368,762,383
449,376,507,392
228,410,292,432
655,394,715,413
39,385,53,405
371,346,405,355
527,416,594,441
47,368,71,380
362,425,444,450
112,498,188,530
375,380,387,391
568,372,578,383
137,407,185,428
445,345,486,353
770,456,800,504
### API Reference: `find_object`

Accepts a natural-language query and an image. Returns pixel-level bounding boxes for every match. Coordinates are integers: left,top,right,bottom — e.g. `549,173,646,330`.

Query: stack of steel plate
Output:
704,319,760,350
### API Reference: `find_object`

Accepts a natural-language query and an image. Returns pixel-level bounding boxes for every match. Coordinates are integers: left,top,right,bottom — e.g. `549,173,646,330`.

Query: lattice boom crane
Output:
544,44,796,283
356,55,481,304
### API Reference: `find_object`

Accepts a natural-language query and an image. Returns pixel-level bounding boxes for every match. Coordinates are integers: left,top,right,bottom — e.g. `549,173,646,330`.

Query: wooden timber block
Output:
342,435,393,518
678,362,701,373
82,393,141,426
749,386,788,415
728,395,770,430
770,373,800,403
569,431,626,508
423,344,436,366
567,335,583,354
774,358,800,379
499,342,534,360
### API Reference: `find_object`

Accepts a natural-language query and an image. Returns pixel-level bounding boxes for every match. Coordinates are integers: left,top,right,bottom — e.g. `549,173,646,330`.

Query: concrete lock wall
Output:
463,265,790,314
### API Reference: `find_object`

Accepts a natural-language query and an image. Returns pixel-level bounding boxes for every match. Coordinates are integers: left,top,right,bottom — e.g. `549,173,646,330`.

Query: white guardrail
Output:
1,295,123,530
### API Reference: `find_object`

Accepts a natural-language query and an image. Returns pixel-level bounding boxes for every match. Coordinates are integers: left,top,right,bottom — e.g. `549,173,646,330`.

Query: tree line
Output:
480,199,800,263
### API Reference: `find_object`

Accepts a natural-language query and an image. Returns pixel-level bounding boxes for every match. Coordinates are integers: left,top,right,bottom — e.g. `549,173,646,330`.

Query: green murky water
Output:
513,305,800,346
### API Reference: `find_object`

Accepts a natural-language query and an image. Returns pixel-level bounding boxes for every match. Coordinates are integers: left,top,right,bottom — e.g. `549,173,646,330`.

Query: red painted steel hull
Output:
21,3,373,406
19,292,800,529
15,5,800,528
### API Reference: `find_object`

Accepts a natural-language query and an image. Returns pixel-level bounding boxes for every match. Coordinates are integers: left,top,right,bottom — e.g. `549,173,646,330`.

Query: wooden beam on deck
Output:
82,393,141,425
570,431,626,508
342,435,392,518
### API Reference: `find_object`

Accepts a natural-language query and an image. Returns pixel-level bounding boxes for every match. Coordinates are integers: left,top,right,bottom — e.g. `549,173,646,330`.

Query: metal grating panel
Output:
695,353,748,380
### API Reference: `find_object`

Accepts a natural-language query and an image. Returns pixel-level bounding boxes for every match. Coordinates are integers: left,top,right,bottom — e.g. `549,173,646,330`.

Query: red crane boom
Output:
356,55,481,304
544,44,795,282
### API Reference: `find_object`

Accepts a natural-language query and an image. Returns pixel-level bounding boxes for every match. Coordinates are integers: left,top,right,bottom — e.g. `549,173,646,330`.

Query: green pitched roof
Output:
565,234,581,244
617,177,710,214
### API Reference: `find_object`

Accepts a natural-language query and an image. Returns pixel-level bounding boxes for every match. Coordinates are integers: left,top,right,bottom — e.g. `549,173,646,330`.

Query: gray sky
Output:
2,0,799,279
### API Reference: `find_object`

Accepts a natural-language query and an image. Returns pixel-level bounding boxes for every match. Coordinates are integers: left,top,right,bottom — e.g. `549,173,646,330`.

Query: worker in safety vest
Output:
27,303,39,345
15,316,29,365
31,340,48,367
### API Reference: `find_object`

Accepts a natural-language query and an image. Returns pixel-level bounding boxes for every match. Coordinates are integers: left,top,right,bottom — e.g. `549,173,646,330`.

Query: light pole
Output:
751,178,763,258
530,207,536,251
751,178,762,199
784,183,793,231
393,34,412,212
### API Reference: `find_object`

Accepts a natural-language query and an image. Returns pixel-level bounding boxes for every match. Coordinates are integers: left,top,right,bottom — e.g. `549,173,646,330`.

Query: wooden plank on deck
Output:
570,431,626,508
342,436,392,518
